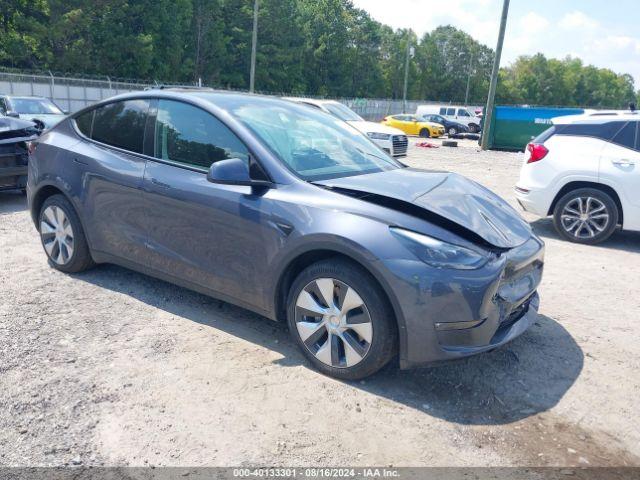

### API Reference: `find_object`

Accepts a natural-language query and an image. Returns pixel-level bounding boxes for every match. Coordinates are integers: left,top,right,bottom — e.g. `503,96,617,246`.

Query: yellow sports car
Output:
382,114,445,138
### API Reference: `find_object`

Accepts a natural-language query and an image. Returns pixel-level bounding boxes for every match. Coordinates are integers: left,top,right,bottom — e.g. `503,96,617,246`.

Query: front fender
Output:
267,231,410,364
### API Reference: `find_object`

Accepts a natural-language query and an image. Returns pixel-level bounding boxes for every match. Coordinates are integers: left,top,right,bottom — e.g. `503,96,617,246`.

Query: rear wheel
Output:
552,188,619,244
468,123,479,133
286,259,397,380
39,194,95,272
419,128,430,138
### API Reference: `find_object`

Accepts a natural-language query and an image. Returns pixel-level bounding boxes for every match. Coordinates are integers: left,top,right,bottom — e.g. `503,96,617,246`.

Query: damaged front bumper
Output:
380,235,545,369
0,117,40,191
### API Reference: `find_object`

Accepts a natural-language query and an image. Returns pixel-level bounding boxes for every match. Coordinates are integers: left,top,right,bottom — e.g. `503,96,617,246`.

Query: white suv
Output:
284,98,408,157
515,115,640,244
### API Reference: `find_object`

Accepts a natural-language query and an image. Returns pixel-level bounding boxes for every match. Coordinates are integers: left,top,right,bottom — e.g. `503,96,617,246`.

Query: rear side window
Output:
91,99,150,154
611,122,638,151
557,121,626,142
74,110,94,137
439,107,447,115
154,99,248,170
447,108,455,116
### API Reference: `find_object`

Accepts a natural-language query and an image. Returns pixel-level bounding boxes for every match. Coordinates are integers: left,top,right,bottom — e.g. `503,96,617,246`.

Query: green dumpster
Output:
486,106,584,151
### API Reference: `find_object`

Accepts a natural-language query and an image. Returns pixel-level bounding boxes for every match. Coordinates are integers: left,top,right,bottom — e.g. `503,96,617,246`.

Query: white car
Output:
515,115,640,244
415,104,481,133
284,98,408,157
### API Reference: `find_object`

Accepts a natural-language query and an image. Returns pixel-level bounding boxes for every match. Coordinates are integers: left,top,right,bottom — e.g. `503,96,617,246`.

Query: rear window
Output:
532,126,556,144
91,99,150,154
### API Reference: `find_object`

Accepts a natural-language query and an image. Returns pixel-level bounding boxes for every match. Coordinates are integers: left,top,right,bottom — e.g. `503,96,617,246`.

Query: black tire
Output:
552,188,619,245
286,259,397,380
419,128,430,138
39,194,95,273
442,140,458,147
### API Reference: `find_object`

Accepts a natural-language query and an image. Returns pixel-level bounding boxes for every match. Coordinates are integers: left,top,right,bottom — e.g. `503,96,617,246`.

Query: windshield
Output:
213,95,401,181
10,98,63,115
323,102,364,122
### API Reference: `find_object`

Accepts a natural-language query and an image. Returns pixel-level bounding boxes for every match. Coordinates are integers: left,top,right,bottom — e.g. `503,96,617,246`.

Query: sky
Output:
350,0,640,87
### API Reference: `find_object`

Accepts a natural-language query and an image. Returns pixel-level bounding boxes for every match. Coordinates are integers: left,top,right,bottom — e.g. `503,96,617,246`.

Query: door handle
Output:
150,178,171,189
612,159,635,166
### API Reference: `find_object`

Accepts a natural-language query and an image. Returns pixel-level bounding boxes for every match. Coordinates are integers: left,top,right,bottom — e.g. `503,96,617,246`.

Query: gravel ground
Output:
1,138,639,467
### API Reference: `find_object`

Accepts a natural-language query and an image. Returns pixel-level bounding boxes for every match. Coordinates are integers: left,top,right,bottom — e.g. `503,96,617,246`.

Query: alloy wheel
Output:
560,196,610,239
40,205,75,265
295,278,373,368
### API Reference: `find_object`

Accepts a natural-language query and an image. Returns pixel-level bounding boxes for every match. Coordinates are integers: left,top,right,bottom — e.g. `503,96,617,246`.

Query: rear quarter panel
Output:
518,135,604,214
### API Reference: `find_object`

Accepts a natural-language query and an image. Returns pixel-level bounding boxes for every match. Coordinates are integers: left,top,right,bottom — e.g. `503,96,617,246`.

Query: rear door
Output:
71,99,150,263
141,98,278,311
598,120,640,230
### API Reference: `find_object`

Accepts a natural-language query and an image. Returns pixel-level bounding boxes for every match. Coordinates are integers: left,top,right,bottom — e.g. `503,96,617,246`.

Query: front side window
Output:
213,95,402,181
457,109,471,117
92,99,149,154
154,99,248,169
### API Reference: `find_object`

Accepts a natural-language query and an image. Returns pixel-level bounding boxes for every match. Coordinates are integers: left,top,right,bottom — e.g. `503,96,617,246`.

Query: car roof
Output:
282,97,339,107
553,112,639,125
3,95,49,100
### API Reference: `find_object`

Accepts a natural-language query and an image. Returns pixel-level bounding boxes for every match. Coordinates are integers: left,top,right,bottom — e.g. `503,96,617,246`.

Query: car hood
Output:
347,120,404,136
315,168,532,249
18,113,66,129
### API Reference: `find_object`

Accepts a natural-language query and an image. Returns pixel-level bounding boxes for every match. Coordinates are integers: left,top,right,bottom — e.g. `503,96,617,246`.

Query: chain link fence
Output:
0,69,473,121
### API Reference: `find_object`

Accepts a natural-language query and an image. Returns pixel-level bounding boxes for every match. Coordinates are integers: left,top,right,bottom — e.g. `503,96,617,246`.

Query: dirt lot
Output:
1,138,639,467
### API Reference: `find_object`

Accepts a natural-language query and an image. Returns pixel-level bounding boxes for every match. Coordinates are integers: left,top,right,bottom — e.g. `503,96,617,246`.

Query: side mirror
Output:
6,111,19,118
207,157,272,187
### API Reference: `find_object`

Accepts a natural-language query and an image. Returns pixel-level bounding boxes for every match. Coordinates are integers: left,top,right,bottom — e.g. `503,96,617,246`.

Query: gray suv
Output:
28,89,544,379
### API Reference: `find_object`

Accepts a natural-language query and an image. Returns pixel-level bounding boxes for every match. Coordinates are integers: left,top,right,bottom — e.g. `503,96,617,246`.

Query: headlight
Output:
390,227,490,270
367,132,391,140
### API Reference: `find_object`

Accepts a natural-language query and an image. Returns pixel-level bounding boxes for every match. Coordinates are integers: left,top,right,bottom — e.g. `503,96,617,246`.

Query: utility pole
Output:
481,0,510,150
402,33,411,113
249,0,259,93
464,51,473,107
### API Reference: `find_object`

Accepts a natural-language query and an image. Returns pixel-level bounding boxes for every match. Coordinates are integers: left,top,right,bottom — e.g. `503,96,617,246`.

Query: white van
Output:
416,105,481,133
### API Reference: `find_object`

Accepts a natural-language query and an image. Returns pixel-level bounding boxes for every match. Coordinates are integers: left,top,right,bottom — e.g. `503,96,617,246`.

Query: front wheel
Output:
448,126,458,136
419,128,430,138
468,123,479,133
286,259,397,380
552,188,619,244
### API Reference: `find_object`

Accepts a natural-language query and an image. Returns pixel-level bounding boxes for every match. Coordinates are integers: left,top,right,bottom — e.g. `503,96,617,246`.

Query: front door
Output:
141,99,280,312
